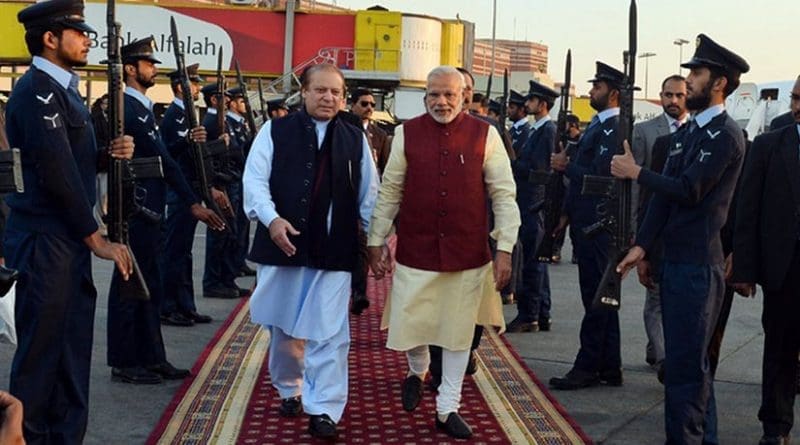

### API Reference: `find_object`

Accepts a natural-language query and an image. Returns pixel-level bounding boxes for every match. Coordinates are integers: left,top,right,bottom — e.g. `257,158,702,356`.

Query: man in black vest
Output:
242,63,378,441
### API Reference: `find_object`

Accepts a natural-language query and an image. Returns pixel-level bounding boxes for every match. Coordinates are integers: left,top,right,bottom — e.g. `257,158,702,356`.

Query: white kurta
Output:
367,121,521,351
243,118,379,342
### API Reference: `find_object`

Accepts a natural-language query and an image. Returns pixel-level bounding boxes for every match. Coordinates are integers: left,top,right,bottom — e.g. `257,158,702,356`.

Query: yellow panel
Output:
354,10,401,72
0,3,32,63
571,97,595,124
440,20,463,66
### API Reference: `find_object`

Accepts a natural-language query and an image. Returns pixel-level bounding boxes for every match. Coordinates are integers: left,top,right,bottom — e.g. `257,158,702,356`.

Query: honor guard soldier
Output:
6,0,134,441
200,83,246,299
225,86,255,277
506,80,557,333
487,99,502,122
615,34,749,444
159,63,222,326
267,98,289,119
549,61,624,390
107,37,223,384
507,89,531,157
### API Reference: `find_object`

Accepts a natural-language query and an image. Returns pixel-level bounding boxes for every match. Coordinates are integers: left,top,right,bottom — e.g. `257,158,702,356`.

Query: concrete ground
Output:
0,229,793,444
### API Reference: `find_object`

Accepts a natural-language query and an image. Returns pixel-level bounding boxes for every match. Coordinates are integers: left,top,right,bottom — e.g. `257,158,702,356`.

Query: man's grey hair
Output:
426,66,465,89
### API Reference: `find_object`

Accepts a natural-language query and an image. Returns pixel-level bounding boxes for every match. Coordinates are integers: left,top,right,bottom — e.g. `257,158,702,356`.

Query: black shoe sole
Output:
111,373,162,385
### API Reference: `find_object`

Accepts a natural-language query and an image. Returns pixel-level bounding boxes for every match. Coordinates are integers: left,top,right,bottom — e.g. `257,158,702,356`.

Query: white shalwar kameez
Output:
243,118,378,422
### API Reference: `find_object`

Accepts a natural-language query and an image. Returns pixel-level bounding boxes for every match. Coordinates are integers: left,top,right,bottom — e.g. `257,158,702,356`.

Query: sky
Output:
336,0,797,97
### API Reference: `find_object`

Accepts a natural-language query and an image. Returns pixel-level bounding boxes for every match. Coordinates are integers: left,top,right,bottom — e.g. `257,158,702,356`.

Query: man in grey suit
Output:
630,75,689,371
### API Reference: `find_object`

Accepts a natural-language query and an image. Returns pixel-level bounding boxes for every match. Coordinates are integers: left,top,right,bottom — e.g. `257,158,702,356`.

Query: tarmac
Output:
0,227,793,444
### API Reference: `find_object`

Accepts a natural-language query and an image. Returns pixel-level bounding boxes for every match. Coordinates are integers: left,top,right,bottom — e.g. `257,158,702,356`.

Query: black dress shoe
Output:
599,369,623,386
278,396,302,417
506,318,538,333
160,312,194,327
112,367,163,384
538,318,551,331
759,434,790,445
435,412,473,439
238,265,256,277
204,287,239,299
308,413,337,440
147,362,191,380
401,375,423,412
549,369,600,390
183,311,212,324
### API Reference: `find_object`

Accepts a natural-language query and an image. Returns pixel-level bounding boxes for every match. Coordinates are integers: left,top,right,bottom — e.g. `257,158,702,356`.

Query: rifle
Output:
215,49,226,138
533,49,571,263
499,68,508,126
580,0,637,310
105,0,165,301
169,17,229,232
0,145,25,298
256,77,267,123
234,60,258,139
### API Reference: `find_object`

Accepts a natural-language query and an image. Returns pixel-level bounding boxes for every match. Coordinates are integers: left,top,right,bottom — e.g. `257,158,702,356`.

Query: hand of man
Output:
269,217,300,257
636,259,656,290
493,251,512,291
732,283,756,298
724,253,733,282
0,390,24,445
552,214,569,238
221,133,230,147
367,245,392,279
550,148,569,172
84,231,133,281
189,126,207,144
610,139,641,180
616,245,646,280
109,135,134,160
190,203,226,231
211,187,234,218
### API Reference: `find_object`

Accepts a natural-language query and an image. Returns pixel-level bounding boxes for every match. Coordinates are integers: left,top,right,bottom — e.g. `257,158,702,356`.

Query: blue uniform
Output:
160,99,203,316
202,109,240,293
106,88,197,368
636,105,744,445
225,111,252,273
512,116,554,325
4,57,100,444
509,118,531,157
563,107,622,376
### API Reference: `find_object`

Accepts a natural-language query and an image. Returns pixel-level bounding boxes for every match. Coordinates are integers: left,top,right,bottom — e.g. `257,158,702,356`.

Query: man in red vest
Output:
368,65,520,439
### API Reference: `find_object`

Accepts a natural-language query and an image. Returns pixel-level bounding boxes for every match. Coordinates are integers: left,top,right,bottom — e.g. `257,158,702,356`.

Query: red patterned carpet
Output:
147,274,591,444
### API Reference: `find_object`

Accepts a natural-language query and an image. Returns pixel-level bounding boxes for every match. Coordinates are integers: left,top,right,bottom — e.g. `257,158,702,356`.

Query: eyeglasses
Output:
360,101,376,108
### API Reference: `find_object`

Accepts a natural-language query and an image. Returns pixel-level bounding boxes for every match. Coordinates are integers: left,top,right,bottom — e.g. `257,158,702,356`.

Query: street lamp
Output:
673,38,690,72
639,52,656,99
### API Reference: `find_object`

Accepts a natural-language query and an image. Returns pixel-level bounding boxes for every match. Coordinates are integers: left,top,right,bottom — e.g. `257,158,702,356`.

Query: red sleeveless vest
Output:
395,112,492,272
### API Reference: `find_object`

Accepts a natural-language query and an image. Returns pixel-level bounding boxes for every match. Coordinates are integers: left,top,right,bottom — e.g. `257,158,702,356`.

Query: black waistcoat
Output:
248,111,363,271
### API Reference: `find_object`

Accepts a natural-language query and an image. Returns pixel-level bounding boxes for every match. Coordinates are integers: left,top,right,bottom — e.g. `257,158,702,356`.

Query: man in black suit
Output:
770,110,794,131
731,75,800,445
